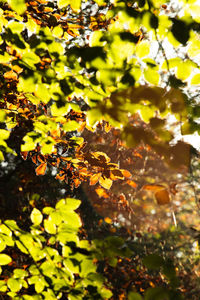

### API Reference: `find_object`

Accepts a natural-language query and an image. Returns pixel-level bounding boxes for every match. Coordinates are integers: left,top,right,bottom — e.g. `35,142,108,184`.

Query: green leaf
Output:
22,52,41,68
7,21,25,34
191,73,200,85
0,238,6,252
13,269,28,279
8,0,26,15
31,208,43,226
143,254,164,270
144,287,169,300
7,278,22,292
0,110,6,122
57,198,81,211
144,68,160,85
0,253,12,265
128,291,143,300
57,0,70,9
0,280,7,292
44,219,57,234
0,129,10,140
70,0,81,12
100,287,113,299
63,121,80,132
136,41,150,58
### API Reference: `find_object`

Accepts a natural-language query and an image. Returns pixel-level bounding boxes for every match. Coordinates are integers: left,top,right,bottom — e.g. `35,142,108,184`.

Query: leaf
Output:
144,287,169,300
144,68,160,85
0,129,10,140
31,208,43,226
95,187,109,198
155,189,170,205
99,176,112,190
63,121,80,132
90,173,101,185
142,184,164,191
136,41,150,58
104,217,112,224
128,291,143,300
191,74,200,85
143,254,164,270
0,254,12,265
35,163,47,176
44,219,57,234
7,278,22,292
110,169,124,180
8,0,26,15
127,180,138,188
121,169,132,178
4,70,18,81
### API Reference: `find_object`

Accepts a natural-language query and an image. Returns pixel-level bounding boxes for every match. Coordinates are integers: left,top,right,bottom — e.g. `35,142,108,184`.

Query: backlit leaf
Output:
35,163,47,176
99,176,112,190
7,278,22,292
31,208,43,226
0,254,12,265
8,0,26,15
155,189,170,205
90,173,101,185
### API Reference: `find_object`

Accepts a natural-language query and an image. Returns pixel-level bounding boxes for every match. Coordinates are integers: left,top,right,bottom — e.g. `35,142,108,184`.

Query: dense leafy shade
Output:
0,0,200,299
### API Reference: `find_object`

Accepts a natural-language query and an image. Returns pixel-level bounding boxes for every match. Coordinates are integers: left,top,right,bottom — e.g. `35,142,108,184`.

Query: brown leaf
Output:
155,189,170,205
21,151,28,160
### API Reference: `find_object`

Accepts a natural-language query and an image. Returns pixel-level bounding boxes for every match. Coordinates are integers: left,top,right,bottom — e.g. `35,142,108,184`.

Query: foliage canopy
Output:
0,0,200,299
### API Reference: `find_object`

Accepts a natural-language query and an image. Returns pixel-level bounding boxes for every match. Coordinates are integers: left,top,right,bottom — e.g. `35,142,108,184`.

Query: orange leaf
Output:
155,189,170,205
104,217,112,224
95,187,109,198
31,155,37,164
74,178,81,188
90,173,101,186
35,163,47,176
121,169,132,178
56,174,65,181
4,70,18,80
127,180,137,188
142,184,164,191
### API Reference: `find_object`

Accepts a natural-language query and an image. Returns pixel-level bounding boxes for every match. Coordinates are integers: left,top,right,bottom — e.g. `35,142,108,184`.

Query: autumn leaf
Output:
155,189,170,205
142,184,165,191
121,169,132,178
142,185,171,205
104,217,112,224
127,180,137,188
35,162,47,176
99,176,112,190
95,187,109,198
110,169,124,180
21,151,28,160
4,70,18,81
90,173,101,185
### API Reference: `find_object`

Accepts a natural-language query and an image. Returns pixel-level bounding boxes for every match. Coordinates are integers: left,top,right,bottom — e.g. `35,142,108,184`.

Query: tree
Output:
0,0,200,298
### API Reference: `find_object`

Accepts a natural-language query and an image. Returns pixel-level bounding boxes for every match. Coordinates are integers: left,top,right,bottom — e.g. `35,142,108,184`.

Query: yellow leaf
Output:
99,177,112,190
